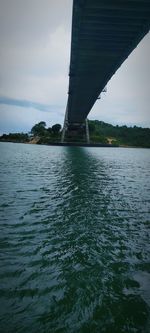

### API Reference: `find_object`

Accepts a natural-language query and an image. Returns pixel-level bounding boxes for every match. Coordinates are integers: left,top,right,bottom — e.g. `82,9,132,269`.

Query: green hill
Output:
88,120,150,148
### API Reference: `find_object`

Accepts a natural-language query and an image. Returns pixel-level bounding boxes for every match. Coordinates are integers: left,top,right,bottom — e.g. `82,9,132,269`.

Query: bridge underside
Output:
62,0,150,141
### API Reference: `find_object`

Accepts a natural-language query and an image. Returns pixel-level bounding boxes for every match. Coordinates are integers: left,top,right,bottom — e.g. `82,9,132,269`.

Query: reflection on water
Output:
0,143,150,333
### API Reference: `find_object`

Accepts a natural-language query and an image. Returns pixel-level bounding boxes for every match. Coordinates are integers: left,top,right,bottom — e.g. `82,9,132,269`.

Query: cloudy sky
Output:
0,0,149,134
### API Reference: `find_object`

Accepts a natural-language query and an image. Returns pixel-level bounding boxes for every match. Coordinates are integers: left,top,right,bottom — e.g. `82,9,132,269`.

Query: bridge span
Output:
62,0,150,142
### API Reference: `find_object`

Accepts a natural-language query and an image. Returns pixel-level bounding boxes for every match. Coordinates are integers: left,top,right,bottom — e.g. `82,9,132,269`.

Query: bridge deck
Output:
67,0,150,124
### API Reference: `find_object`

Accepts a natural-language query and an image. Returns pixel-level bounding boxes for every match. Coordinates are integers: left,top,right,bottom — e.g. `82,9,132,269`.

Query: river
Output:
0,142,150,333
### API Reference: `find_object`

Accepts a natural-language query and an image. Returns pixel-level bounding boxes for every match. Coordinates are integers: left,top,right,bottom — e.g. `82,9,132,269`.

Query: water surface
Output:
0,143,150,333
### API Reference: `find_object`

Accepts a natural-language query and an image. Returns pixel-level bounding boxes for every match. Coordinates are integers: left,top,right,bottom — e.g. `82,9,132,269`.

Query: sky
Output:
0,0,150,134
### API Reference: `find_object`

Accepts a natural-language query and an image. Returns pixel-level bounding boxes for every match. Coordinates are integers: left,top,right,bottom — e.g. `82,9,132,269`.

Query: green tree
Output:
47,127,52,134
88,121,95,134
31,121,46,136
52,124,61,134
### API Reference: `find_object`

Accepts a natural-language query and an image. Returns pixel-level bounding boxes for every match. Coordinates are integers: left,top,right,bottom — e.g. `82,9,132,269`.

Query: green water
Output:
0,142,150,333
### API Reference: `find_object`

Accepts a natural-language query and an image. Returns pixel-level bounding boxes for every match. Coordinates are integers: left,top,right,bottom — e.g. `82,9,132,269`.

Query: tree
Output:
52,124,61,134
31,121,46,136
47,127,52,134
88,122,95,134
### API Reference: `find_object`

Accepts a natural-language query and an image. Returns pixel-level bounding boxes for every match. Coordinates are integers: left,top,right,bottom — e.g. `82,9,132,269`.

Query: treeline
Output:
0,120,150,147
30,121,62,144
89,120,150,147
0,132,29,143
0,122,62,144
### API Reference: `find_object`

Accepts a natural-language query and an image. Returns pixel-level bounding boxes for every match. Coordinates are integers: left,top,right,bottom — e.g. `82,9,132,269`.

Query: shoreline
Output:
0,140,149,148
0,140,118,147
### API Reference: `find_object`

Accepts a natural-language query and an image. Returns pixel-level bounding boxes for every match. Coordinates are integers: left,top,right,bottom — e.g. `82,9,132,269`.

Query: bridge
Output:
62,0,150,142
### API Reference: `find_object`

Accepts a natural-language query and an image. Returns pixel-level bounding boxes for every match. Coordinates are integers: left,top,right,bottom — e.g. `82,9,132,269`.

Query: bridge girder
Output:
65,0,150,127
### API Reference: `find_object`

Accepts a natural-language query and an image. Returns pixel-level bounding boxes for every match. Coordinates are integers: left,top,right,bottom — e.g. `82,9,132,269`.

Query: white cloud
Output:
0,23,71,104
0,104,64,134
89,33,150,127
0,0,72,47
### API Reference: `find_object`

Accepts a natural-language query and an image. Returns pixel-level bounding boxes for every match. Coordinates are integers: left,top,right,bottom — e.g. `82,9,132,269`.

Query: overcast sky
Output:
0,0,150,134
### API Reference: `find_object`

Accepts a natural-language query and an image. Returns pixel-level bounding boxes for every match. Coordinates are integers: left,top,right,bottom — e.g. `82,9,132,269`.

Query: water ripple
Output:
0,143,150,333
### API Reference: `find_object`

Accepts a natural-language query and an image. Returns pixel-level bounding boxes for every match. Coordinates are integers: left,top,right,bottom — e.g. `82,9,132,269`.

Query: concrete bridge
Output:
62,0,150,142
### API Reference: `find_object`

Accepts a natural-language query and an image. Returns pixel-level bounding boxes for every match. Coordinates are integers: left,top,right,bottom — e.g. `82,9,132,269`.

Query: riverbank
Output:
1,140,149,148
0,140,118,147
0,119,150,148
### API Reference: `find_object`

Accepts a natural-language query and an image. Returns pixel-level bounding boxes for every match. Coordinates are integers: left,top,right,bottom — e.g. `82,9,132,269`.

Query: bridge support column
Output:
85,118,90,144
61,111,90,144
61,105,68,143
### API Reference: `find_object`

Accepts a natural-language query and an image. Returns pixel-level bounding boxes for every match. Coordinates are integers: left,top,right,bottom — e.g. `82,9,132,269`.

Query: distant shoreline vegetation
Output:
0,120,150,148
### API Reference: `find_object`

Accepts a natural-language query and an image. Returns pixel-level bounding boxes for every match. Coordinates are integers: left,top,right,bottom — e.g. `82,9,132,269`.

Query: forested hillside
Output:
89,120,150,147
